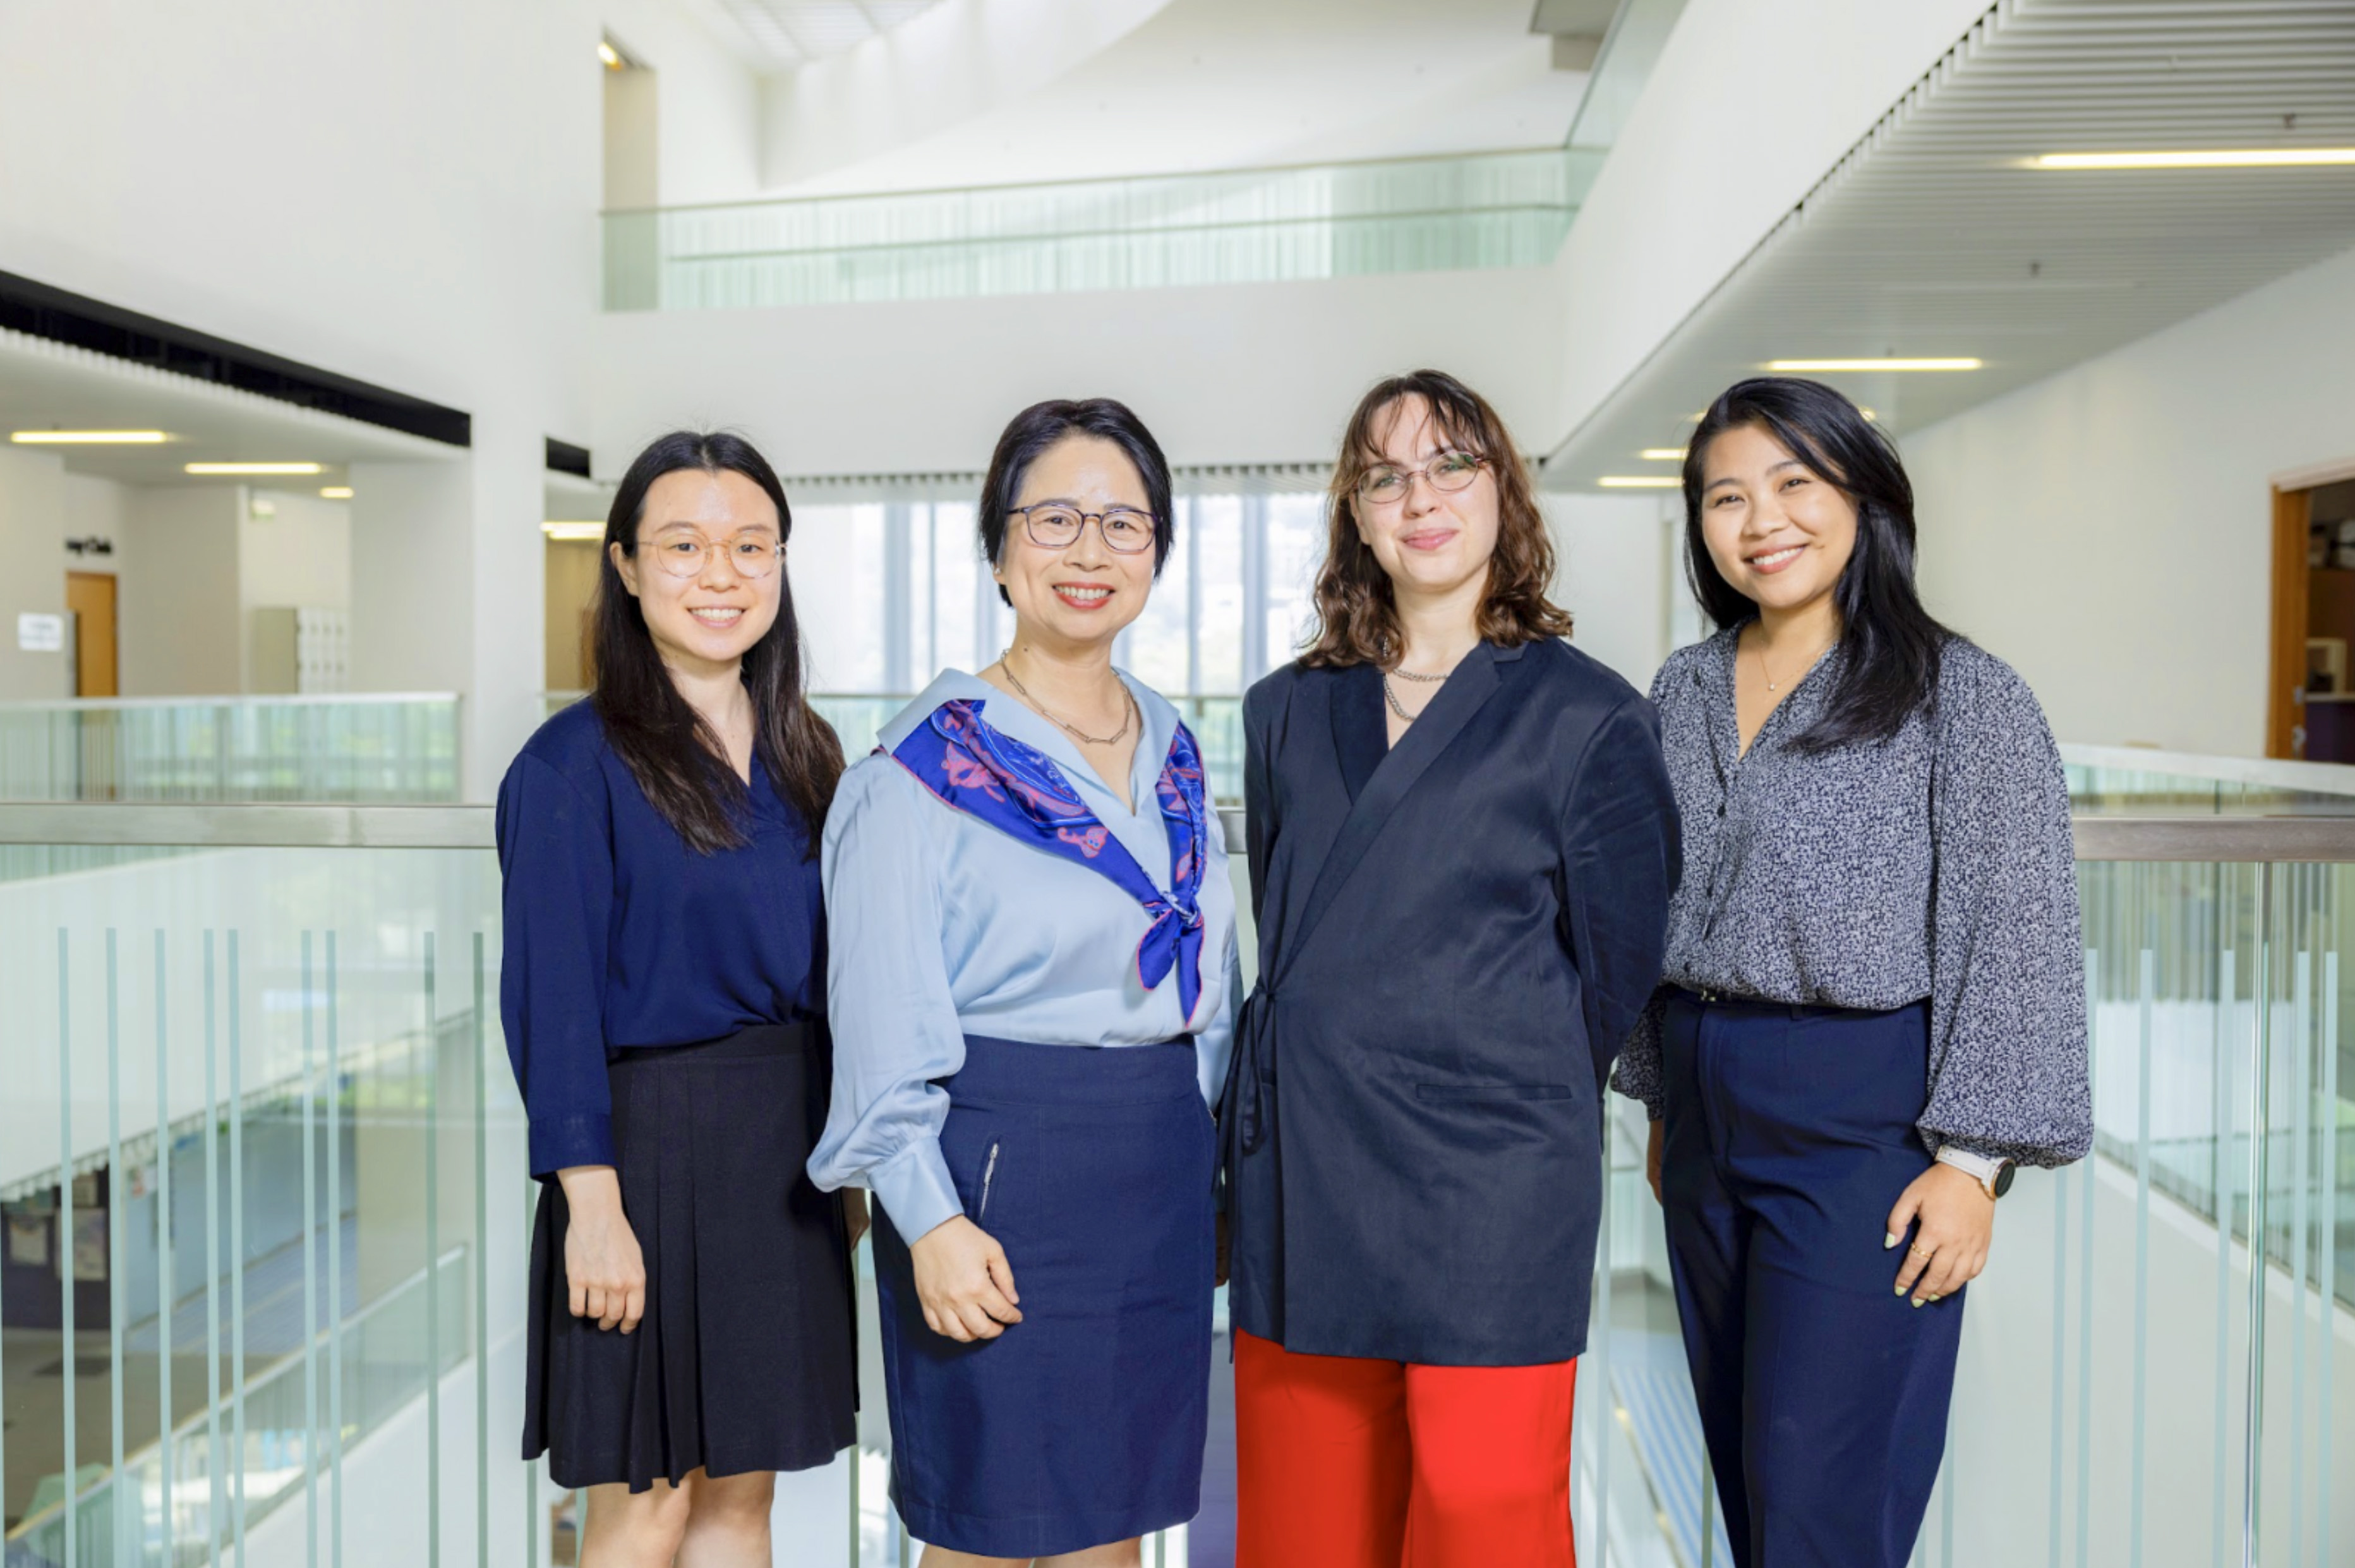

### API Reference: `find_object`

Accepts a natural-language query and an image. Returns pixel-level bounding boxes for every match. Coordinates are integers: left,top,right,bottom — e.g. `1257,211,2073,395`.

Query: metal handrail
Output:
7,803,2355,863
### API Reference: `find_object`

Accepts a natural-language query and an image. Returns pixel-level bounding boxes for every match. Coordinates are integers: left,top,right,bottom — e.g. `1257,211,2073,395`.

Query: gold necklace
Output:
1000,654,1135,747
1752,632,1834,694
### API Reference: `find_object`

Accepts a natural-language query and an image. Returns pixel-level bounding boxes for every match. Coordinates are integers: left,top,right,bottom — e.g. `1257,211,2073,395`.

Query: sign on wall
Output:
16,612,64,652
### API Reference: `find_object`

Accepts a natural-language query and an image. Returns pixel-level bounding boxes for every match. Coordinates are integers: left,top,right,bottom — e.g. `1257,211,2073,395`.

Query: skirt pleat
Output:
523,1023,856,1493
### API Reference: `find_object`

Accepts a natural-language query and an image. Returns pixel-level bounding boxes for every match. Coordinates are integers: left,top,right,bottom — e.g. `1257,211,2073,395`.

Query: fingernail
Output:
1912,1298,1925,1309
1895,1285,1907,1296
1884,1233,1901,1250
1927,1294,1941,1303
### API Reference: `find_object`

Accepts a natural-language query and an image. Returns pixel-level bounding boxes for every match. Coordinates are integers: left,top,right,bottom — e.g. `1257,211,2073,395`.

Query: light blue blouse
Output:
808,669,1241,1243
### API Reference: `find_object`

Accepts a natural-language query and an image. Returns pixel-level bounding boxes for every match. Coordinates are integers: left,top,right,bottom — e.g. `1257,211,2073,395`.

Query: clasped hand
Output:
557,1165,646,1333
910,1215,1023,1342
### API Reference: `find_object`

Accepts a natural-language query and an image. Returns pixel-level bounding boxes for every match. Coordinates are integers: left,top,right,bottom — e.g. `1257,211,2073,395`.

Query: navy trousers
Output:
1658,992,1962,1568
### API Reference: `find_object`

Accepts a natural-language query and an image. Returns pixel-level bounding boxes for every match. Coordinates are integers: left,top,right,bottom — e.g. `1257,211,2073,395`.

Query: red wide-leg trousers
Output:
1232,1328,1579,1568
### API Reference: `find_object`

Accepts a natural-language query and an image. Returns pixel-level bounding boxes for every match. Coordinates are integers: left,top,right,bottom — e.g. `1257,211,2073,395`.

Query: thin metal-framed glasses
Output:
1356,450,1485,505
1008,504,1159,555
644,532,786,579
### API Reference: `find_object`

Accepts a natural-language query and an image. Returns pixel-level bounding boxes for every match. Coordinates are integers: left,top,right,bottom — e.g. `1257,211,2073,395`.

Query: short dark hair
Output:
1683,377,1952,751
593,430,843,852
977,399,1175,606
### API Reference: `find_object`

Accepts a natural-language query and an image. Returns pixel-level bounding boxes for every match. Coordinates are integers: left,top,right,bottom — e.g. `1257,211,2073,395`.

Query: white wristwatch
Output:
1936,1144,2014,1200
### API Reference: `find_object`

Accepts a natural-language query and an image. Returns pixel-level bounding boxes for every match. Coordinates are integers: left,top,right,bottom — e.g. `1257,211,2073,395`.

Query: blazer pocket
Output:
1414,1082,1576,1103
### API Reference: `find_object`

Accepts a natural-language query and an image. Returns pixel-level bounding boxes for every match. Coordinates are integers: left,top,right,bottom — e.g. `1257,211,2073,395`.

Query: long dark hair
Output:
1303,369,1572,668
591,430,843,853
1683,377,1949,751
977,399,1175,605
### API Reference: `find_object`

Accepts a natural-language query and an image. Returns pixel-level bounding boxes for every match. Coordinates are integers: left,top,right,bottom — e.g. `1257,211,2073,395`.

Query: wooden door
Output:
64,571,118,698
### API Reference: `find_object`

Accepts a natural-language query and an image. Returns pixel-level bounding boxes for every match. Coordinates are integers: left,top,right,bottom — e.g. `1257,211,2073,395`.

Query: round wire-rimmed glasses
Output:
1357,450,1485,505
1009,504,1159,555
644,533,786,579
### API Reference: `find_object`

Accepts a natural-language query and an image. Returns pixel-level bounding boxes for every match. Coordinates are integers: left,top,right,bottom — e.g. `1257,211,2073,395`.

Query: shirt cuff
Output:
529,1112,617,1181
1935,1144,2005,1186
870,1137,963,1244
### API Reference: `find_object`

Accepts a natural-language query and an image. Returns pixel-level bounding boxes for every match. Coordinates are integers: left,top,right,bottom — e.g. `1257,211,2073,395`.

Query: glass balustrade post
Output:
2316,947,2338,1568
473,934,490,1568
2075,950,2095,1568
205,932,223,1568
2289,941,2315,1568
228,929,248,1568
155,931,175,1568
2243,862,2273,1568
302,931,319,1568
2129,945,2153,1568
424,932,442,1568
2210,943,2236,1568
59,930,79,1568
327,931,342,1568
107,929,128,1568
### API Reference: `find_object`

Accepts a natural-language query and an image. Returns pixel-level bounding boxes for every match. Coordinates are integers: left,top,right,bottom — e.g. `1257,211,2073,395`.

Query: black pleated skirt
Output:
522,1022,857,1492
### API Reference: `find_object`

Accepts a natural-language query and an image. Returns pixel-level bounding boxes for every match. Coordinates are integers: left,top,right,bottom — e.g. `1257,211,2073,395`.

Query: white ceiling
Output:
1545,0,2355,483
699,0,949,69
0,330,462,488
772,0,1593,195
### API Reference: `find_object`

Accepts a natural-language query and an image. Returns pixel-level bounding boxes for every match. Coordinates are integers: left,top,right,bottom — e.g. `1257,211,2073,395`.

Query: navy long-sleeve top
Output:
496,700,827,1178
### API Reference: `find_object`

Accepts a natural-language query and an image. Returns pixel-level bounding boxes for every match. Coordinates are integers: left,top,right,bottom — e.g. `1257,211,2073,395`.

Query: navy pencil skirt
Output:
1658,991,1962,1568
870,1034,1217,1558
522,1023,857,1492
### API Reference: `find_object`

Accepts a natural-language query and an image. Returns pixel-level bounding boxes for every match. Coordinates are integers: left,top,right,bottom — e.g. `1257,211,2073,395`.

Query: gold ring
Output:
1908,1244,1930,1258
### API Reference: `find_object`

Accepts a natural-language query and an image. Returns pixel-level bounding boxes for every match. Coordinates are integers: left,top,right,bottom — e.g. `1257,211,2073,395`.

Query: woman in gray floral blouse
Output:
1612,376,2092,1568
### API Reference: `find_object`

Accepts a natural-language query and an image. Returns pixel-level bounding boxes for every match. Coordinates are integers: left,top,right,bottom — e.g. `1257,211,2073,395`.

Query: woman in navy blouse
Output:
498,431,857,1565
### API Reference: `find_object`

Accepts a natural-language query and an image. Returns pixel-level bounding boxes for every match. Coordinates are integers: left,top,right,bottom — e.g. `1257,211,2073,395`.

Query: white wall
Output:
0,0,600,790
592,263,1570,478
758,0,1174,191
1546,491,1677,693
602,0,764,206
119,486,244,696
0,445,70,700
1906,241,2355,756
1541,0,1992,452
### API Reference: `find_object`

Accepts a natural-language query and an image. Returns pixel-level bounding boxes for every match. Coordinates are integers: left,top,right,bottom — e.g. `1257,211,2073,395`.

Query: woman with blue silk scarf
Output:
809,399,1239,1568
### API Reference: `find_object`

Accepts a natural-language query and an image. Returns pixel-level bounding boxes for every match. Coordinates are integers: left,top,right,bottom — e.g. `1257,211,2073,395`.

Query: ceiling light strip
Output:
2033,148,2355,171
1766,358,1982,373
185,462,325,475
11,430,170,444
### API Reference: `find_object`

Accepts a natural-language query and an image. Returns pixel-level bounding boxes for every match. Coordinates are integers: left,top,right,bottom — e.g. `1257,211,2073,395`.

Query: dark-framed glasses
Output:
1009,504,1159,555
646,532,785,579
1357,450,1485,505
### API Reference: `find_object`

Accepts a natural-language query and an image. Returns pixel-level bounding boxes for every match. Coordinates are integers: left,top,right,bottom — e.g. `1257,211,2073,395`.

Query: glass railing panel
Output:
603,148,1593,311
1591,833,2353,1567
1,829,509,1567
0,696,462,804
2063,742,2355,817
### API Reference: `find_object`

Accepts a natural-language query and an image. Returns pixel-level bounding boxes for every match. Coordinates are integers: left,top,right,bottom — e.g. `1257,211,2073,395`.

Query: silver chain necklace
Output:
1382,673,1421,723
1000,653,1136,747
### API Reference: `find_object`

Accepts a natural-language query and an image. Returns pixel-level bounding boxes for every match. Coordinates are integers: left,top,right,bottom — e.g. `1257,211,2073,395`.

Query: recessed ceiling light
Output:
11,430,170,444
1639,448,1687,461
598,40,622,69
2032,148,2355,171
1768,358,1981,373
543,520,606,541
320,486,355,500
184,462,324,475
1599,476,1681,490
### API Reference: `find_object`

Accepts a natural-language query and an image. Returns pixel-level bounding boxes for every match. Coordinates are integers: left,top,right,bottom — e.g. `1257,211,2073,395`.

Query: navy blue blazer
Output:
1221,639,1679,1365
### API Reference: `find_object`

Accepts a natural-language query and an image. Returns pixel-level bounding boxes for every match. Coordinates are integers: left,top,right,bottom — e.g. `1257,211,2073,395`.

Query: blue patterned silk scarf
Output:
889,698,1210,1022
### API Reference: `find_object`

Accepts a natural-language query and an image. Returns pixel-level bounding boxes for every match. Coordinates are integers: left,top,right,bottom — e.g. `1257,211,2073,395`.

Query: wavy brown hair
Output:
1300,369,1572,668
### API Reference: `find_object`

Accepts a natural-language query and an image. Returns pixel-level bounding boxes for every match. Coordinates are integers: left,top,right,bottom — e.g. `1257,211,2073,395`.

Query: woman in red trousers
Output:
1221,370,1679,1565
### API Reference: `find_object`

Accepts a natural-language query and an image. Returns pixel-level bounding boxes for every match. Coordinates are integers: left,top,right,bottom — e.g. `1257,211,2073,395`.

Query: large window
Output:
791,481,1330,799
